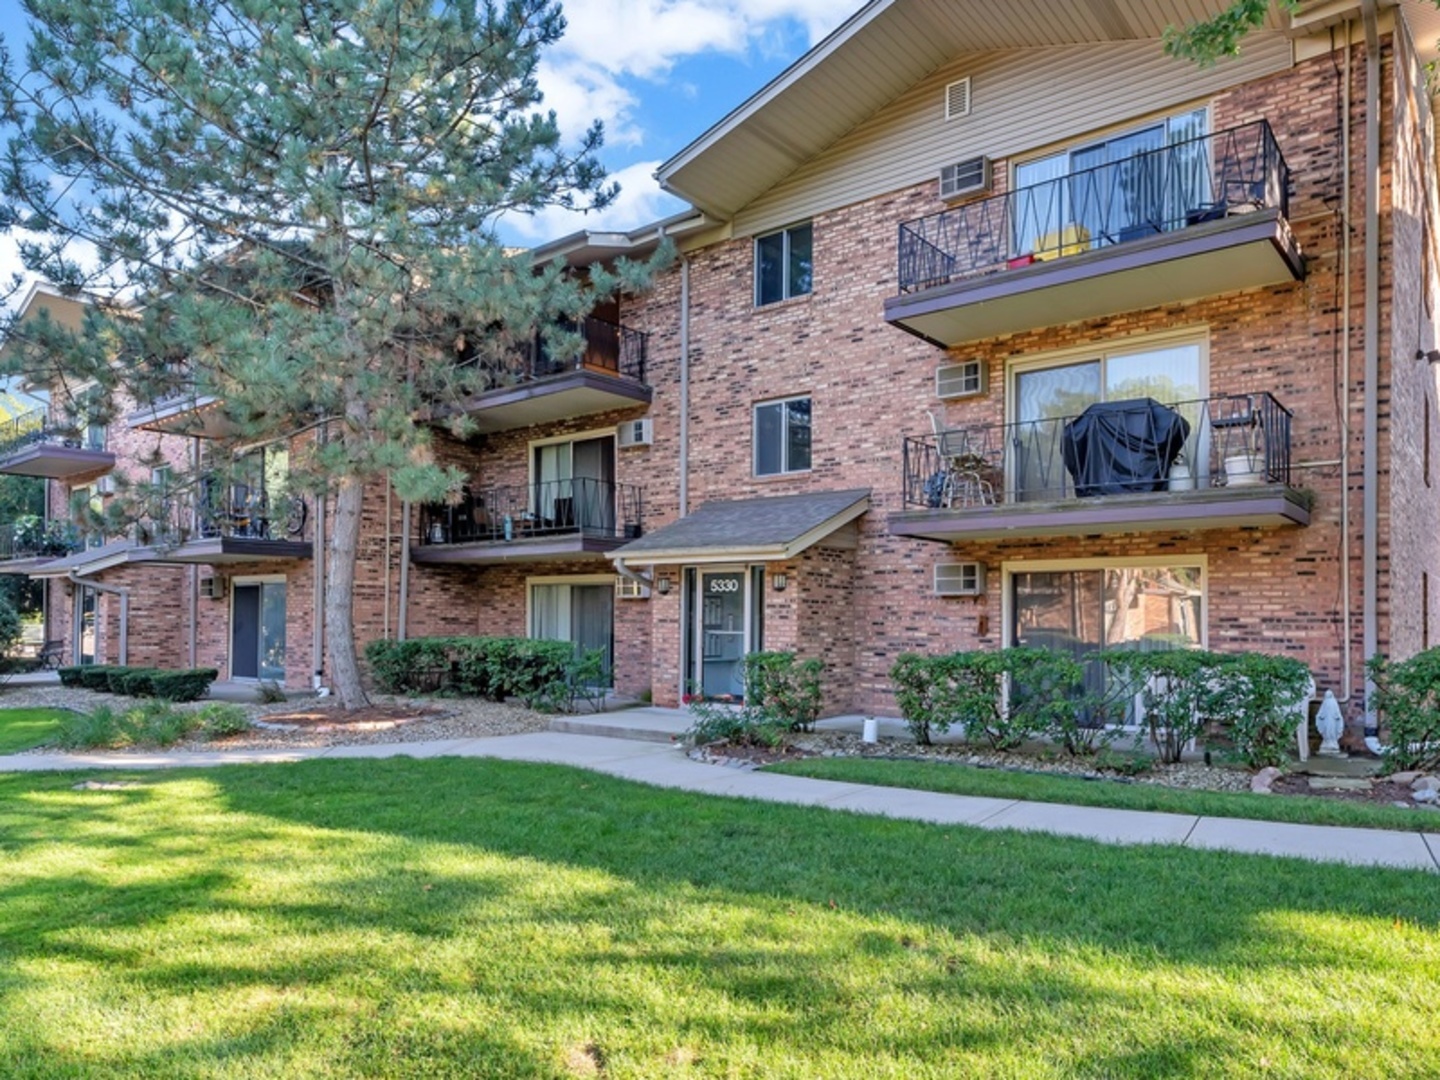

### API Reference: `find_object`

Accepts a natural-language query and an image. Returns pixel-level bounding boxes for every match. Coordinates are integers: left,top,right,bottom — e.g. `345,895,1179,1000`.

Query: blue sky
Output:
0,0,861,289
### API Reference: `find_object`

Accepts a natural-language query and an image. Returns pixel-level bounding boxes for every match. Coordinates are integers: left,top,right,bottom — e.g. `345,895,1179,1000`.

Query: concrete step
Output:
549,708,691,744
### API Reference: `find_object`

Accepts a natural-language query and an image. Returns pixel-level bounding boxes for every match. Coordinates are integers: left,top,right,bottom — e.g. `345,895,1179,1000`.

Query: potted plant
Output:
1223,429,1263,487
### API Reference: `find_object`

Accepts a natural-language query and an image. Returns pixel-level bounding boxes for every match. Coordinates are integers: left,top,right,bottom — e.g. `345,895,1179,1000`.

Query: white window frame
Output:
1010,103,1214,191
752,394,812,478
228,574,288,683
525,573,619,641
753,222,813,307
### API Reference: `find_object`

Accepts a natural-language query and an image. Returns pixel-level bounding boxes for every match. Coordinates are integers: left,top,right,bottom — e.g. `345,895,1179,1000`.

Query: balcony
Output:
889,393,1310,542
444,316,651,433
885,123,1304,347
0,520,82,575
413,478,643,564
0,408,114,480
137,487,312,563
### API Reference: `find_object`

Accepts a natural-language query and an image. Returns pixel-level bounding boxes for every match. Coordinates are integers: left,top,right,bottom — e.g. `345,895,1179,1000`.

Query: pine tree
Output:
0,0,660,706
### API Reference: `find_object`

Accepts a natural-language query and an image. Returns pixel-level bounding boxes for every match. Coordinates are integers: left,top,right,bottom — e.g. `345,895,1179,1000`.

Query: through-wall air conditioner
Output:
616,576,651,600
617,418,653,448
936,360,986,400
934,562,986,597
199,576,227,600
95,475,117,495
939,155,991,200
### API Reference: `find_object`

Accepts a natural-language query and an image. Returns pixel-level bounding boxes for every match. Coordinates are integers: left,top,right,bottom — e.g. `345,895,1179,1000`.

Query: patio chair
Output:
927,411,994,508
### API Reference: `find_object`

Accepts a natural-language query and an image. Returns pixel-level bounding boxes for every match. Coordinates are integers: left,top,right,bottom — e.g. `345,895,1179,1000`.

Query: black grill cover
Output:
1061,398,1190,498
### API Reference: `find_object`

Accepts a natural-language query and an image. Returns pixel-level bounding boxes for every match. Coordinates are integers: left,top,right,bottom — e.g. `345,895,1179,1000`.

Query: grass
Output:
764,756,1431,832
1,758,1438,1078
0,708,73,754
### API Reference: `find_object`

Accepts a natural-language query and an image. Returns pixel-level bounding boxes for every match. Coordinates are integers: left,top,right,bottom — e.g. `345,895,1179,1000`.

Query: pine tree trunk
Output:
325,473,369,709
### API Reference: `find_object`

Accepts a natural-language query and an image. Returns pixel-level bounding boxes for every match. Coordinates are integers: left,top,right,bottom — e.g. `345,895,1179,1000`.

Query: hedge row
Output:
364,636,578,706
58,664,220,702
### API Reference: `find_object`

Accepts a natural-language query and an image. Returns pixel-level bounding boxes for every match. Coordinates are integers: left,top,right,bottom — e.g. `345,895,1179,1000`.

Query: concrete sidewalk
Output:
1,732,1436,872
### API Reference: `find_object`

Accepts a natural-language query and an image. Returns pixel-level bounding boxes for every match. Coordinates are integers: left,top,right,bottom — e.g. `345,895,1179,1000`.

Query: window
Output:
1012,109,1208,257
531,433,616,531
1011,337,1205,498
754,396,812,476
755,223,813,306
529,577,614,685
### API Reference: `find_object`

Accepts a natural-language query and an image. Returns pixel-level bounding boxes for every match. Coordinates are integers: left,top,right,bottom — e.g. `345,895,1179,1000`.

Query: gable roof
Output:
655,0,1316,220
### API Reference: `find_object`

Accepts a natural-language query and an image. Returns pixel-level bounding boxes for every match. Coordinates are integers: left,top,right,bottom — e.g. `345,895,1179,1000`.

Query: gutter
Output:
398,499,411,641
1362,0,1381,738
679,253,691,517
68,571,128,665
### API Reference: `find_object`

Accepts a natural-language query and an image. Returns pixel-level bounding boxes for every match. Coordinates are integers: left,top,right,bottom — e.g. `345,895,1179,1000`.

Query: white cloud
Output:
502,159,688,242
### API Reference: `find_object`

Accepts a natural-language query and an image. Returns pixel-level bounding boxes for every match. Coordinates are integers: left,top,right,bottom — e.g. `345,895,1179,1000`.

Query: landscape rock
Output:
1412,787,1439,804
1251,767,1281,794
1412,776,1440,792
1389,771,1421,785
1391,801,1413,809
1307,777,1374,792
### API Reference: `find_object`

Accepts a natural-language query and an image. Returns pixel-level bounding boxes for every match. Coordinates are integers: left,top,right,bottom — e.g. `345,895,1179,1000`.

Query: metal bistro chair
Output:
927,411,995,508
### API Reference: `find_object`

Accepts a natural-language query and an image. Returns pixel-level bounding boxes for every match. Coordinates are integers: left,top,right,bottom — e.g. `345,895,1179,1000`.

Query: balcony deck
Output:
137,490,312,564
0,409,113,480
889,393,1310,542
886,122,1304,347
412,479,642,565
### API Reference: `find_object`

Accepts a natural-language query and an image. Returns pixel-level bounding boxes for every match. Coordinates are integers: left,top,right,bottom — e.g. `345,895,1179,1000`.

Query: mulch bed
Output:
255,704,445,732
1270,775,1419,806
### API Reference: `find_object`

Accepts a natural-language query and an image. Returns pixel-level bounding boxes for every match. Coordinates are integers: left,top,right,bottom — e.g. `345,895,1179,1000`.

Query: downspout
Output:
382,478,392,639
70,572,127,665
398,499,411,641
187,435,199,668
1361,0,1381,743
679,253,691,517
1338,20,1354,704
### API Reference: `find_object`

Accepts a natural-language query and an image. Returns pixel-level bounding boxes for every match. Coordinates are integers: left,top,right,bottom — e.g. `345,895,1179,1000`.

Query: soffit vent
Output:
945,77,972,121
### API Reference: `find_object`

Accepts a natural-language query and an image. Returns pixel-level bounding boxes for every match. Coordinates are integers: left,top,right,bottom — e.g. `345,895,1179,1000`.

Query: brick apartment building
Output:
2,0,1439,739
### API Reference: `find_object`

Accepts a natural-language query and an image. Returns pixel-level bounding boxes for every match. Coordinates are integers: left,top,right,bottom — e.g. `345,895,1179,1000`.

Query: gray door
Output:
232,585,261,679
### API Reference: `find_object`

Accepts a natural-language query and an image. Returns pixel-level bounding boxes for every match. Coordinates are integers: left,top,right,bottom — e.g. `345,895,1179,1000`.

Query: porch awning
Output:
29,540,152,578
610,488,870,567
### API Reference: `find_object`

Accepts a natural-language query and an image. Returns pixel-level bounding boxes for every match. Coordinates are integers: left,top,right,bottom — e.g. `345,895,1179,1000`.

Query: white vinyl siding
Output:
732,34,1291,239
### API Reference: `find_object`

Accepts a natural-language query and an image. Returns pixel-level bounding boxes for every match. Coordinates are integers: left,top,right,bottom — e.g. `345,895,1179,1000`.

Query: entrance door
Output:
697,570,747,699
232,581,286,680
75,586,97,665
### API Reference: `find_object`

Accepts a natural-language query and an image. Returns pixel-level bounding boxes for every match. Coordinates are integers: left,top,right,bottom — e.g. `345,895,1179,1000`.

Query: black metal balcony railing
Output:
897,122,1290,293
136,486,309,546
902,393,1293,510
466,316,648,388
0,407,105,457
0,520,82,561
418,478,643,545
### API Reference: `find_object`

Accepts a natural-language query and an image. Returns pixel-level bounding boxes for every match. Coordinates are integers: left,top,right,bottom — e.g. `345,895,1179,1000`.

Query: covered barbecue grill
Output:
1061,398,1190,497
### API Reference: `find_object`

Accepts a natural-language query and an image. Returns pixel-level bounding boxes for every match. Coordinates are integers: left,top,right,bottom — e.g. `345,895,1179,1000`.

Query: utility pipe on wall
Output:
1361,0,1381,735
1337,20,1354,705
398,499,411,641
679,252,691,518
312,424,327,691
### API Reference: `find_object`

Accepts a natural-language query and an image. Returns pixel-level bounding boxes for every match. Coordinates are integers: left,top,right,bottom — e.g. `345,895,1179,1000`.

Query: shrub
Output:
257,680,287,704
1003,648,1090,753
365,637,456,694
147,668,218,702
124,700,198,746
1368,648,1440,773
57,665,86,687
75,666,116,691
365,636,576,707
54,704,127,749
0,596,21,661
196,702,251,739
744,652,825,732
1100,648,1228,764
1207,653,1312,768
891,648,1085,750
686,697,789,749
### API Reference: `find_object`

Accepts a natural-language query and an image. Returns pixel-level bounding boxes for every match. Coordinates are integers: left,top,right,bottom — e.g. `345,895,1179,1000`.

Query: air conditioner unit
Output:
617,418,653,448
95,475,117,495
934,562,986,597
936,360,986,399
199,576,227,600
616,576,651,600
939,156,991,200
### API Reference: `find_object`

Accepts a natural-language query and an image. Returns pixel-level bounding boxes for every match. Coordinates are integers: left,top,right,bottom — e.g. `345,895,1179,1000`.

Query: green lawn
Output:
1,758,1437,1078
766,756,1428,832
0,709,73,755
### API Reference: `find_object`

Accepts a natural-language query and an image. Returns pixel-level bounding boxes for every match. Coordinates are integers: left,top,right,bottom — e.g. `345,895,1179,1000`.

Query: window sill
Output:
752,469,814,483
753,292,813,313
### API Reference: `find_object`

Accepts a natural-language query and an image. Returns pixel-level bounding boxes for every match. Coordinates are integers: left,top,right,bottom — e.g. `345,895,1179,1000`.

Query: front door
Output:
696,570,748,699
75,586,97,665
232,581,286,680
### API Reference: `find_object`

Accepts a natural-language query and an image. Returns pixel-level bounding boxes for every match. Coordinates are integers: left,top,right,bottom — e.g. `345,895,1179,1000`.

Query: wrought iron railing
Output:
902,393,1293,510
897,121,1290,293
418,478,643,545
466,316,648,388
135,484,309,546
0,407,105,457
0,518,81,561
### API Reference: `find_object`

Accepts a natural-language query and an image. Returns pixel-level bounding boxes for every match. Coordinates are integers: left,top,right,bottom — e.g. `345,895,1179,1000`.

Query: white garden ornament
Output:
1314,690,1345,756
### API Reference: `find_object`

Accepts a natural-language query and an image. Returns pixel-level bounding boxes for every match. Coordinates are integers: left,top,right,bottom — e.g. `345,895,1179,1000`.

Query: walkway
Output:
1,725,1435,872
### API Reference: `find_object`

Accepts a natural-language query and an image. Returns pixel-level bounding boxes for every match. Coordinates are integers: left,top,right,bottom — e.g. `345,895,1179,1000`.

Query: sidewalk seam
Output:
1180,816,1202,847
969,799,1022,826
1422,832,1440,873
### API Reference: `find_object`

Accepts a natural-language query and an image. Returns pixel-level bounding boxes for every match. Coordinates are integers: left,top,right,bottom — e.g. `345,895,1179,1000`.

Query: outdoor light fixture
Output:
1417,348,1440,364
655,576,672,596
772,572,788,591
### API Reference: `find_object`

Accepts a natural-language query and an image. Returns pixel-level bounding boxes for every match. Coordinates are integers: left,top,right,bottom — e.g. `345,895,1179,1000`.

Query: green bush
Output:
196,702,251,739
1100,648,1228,764
57,665,86,687
147,668,218,702
744,651,825,732
1369,648,1440,773
54,700,202,748
54,704,126,749
1207,653,1312,768
0,596,21,660
365,636,576,707
686,697,790,749
75,666,116,691
891,648,1085,750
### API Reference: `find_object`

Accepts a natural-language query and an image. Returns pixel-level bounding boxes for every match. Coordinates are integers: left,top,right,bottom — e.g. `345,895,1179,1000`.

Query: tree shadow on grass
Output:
0,758,1436,1077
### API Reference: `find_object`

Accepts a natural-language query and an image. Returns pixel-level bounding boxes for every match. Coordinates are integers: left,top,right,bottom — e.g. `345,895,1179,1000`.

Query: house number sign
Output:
708,578,741,593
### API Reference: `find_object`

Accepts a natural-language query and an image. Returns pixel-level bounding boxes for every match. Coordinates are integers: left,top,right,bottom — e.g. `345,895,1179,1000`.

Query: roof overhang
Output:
528,210,714,269
29,543,155,578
